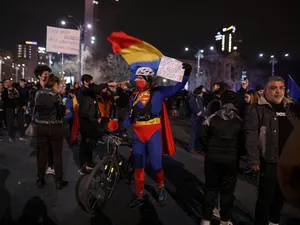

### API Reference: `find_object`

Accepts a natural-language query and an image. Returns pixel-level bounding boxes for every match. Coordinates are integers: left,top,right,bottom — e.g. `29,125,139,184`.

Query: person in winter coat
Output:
33,74,68,190
188,85,206,153
278,119,300,210
200,90,243,225
244,76,298,225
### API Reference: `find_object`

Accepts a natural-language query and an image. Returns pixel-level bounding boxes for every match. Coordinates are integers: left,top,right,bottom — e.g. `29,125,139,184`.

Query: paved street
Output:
0,117,300,225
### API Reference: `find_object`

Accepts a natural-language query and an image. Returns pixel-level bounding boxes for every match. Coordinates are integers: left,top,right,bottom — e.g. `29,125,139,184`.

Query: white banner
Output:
157,56,184,82
46,26,80,55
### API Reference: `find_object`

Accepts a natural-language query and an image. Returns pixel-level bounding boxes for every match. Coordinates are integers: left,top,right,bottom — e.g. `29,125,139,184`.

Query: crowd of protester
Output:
0,64,300,225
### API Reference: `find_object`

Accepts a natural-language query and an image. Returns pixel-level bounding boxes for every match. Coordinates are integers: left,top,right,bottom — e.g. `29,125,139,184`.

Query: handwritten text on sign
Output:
46,26,80,55
157,56,184,82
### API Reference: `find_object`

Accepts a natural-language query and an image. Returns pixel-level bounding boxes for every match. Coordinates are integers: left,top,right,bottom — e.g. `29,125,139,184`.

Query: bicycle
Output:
80,131,133,213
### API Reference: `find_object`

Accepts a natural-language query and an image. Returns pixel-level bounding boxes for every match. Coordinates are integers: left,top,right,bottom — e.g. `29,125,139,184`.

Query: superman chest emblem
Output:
139,92,151,106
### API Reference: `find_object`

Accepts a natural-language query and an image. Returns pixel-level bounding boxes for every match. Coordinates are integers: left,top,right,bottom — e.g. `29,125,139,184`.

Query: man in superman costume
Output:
124,65,191,208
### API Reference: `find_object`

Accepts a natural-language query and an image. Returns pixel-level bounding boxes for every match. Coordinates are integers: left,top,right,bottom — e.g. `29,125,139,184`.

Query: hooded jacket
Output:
200,103,244,161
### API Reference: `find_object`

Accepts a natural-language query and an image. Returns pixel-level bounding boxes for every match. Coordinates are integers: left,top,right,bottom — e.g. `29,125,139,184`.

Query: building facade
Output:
181,52,267,92
15,41,38,81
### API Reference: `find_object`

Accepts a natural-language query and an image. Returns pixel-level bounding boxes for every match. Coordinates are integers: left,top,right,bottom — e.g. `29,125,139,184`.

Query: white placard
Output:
46,26,80,55
157,56,184,82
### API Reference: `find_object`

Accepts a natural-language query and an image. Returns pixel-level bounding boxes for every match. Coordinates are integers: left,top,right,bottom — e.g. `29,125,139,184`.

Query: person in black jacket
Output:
28,65,55,176
200,91,243,225
2,79,27,142
188,85,206,153
77,75,114,175
33,74,68,190
115,82,130,130
244,76,298,225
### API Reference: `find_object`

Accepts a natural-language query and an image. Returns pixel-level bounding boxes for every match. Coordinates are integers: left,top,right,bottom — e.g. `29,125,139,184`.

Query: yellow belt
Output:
134,118,161,126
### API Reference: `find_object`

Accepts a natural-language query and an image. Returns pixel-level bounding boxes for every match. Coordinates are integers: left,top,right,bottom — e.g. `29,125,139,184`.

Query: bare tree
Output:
50,51,132,84
106,54,131,82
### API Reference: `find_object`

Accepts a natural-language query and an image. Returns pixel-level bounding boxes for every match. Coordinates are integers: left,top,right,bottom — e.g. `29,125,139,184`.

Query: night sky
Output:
0,0,299,60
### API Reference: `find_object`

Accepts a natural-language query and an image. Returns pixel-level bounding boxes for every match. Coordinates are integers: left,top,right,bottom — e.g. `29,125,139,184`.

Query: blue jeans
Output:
188,115,204,152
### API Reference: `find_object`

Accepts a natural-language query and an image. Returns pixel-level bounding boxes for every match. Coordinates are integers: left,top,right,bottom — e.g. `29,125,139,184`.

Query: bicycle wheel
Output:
82,156,119,213
75,174,90,213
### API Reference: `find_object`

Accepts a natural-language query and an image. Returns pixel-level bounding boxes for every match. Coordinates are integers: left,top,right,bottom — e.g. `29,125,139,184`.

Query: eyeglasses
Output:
269,86,285,91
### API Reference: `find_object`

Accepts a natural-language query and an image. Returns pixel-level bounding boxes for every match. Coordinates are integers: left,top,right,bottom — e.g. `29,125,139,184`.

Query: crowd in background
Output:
1,65,300,225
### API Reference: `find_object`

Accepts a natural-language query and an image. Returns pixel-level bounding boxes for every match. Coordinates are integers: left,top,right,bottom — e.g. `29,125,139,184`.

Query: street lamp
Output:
184,47,204,76
269,56,277,76
61,20,66,25
209,46,214,50
284,53,289,57
259,53,264,57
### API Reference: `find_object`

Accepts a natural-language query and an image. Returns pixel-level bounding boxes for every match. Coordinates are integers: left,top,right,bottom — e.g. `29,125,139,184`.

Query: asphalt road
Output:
0,117,299,225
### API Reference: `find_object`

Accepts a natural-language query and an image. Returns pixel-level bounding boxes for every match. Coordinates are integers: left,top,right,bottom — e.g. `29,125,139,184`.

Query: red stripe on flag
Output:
107,32,143,54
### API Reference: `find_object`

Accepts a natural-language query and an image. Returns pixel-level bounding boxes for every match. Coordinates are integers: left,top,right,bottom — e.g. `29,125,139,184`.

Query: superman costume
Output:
124,65,191,208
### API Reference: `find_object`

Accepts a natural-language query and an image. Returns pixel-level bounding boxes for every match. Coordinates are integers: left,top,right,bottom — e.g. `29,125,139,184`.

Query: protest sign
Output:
157,56,184,82
46,26,80,55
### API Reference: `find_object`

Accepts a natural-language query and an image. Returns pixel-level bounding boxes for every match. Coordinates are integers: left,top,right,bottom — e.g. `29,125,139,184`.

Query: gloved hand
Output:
182,63,192,76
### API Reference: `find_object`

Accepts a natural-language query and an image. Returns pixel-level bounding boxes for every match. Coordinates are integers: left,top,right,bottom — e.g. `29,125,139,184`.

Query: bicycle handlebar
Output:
105,131,133,144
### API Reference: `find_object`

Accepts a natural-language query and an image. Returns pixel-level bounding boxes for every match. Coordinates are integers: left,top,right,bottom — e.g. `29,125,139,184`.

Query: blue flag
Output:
288,75,300,101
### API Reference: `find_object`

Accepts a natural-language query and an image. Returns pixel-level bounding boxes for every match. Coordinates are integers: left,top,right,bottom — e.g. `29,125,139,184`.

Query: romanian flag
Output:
71,96,80,144
107,32,163,79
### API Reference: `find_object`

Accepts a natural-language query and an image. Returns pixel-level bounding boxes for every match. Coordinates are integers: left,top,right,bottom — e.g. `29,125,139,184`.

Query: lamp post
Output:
185,47,204,75
259,53,289,76
0,56,12,81
61,15,92,81
269,55,277,76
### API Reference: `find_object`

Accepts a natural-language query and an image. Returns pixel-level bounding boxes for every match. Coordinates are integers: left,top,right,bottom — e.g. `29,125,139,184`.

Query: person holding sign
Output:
124,65,191,208
107,31,192,208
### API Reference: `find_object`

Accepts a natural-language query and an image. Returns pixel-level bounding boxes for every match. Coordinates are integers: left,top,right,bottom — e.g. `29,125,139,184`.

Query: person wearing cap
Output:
124,64,192,208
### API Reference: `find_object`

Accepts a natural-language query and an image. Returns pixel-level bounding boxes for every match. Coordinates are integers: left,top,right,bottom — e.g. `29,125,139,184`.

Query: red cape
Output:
160,102,176,156
71,104,80,144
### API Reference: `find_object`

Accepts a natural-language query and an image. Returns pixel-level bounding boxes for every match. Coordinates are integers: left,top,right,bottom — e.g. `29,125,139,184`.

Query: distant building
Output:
15,41,38,81
215,25,242,53
180,52,267,92
84,0,97,51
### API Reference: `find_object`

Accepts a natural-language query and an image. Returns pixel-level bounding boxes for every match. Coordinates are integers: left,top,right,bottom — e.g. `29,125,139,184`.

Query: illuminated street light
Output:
87,24,92,29
61,20,66,25
270,55,274,58
91,40,95,44
184,47,204,75
259,53,264,57
284,53,289,57
209,46,214,50
233,46,237,50
91,36,96,40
